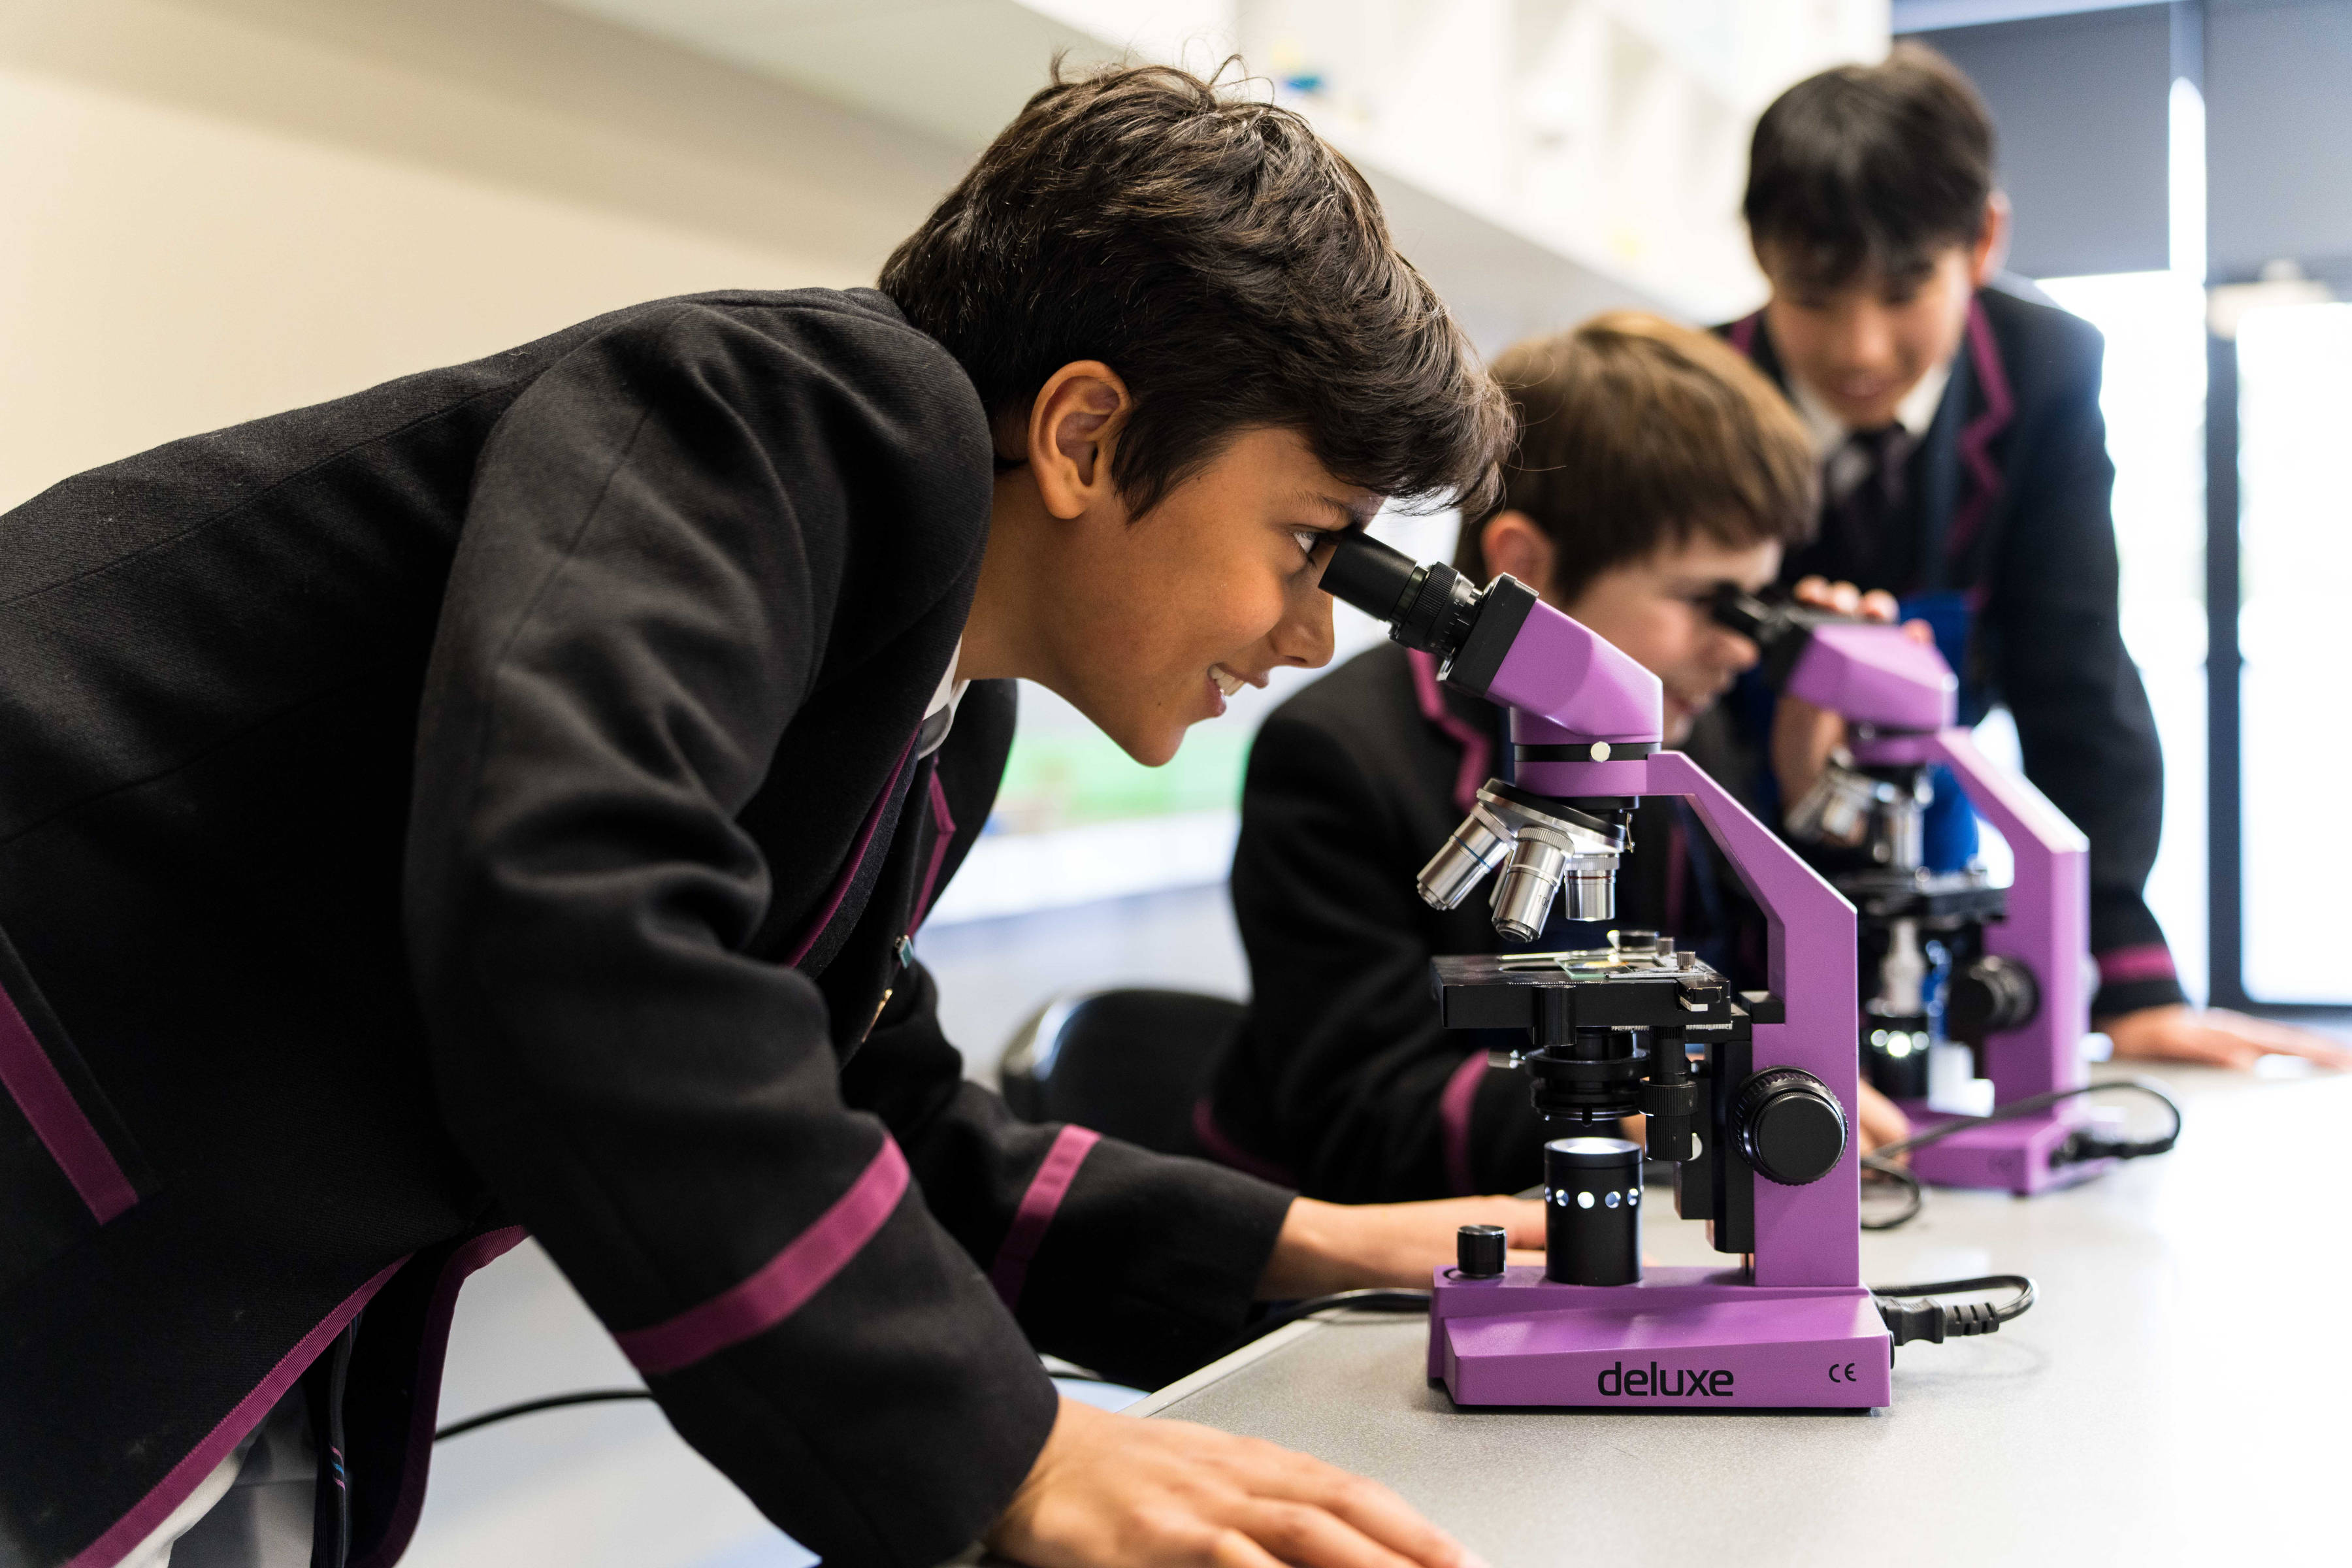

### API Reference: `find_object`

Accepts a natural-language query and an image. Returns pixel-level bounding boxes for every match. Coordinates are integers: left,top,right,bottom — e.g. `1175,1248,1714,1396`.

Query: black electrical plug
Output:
1871,1275,2037,1347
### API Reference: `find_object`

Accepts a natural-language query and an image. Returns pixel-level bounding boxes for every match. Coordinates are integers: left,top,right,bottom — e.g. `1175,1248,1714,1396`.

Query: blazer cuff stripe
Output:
618,1137,911,1375
2097,943,2178,985
0,981,137,1224
1439,1050,1488,1196
990,1125,1101,1312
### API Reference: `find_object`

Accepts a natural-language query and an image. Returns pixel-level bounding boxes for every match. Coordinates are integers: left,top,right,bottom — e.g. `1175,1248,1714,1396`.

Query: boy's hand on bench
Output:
988,1396,1488,1568
2101,1004,2352,1071
1254,1196,1544,1299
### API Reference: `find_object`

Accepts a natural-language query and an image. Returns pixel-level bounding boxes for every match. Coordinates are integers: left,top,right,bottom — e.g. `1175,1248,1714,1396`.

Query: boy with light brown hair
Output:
1208,311,1910,1200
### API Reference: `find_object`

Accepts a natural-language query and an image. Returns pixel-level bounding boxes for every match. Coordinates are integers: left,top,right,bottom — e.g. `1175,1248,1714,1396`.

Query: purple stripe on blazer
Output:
990,1125,1102,1311
1190,1099,1298,1186
1945,298,2016,575
2097,943,2178,986
65,1258,408,1568
351,1227,529,1568
616,1137,911,1375
909,770,958,934
1407,649,1492,813
783,731,919,968
0,982,137,1224
1439,1051,1488,1196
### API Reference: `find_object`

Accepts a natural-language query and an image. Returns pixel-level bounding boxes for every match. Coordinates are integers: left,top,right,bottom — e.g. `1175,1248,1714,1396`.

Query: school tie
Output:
1824,425,1908,586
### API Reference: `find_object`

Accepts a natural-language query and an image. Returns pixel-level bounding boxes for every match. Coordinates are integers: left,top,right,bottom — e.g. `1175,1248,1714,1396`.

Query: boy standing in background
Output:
1727,47,2346,1070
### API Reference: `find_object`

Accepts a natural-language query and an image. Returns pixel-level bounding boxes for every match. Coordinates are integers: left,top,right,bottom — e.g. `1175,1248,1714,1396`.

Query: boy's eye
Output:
1292,529,1322,559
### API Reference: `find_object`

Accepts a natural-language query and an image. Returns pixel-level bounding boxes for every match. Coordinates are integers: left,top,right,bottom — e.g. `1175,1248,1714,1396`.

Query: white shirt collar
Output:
917,639,968,759
1788,357,1954,459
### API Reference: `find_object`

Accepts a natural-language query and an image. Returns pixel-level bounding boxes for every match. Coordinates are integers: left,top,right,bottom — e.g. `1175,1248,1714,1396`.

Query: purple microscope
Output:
1322,534,1892,1411
1712,591,2106,1196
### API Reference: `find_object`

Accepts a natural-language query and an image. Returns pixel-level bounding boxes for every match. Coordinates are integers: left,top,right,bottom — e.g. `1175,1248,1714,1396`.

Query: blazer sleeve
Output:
400,299,1056,1568
840,960,1295,1390
1226,711,1545,1203
1982,323,2187,1017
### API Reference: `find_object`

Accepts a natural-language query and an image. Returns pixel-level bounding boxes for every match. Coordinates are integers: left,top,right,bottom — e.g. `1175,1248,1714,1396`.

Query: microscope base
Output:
1897,1106,2114,1195
1429,1266,1891,1411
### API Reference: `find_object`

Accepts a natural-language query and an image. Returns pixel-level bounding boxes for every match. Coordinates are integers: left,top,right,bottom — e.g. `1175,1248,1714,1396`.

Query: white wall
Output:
0,0,969,511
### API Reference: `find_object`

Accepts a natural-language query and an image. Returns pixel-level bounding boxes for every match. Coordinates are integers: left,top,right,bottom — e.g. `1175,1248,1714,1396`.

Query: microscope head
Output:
1322,531,1663,741
1712,588,1957,734
1322,531,1659,932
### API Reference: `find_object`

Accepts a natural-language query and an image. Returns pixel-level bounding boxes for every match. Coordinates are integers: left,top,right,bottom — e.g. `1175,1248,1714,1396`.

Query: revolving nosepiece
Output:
1422,782,1627,939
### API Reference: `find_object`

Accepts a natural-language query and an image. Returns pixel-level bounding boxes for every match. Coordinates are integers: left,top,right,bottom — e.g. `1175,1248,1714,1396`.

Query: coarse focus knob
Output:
1733,1068,1848,1186
1456,1224,1507,1279
1945,954,2040,1043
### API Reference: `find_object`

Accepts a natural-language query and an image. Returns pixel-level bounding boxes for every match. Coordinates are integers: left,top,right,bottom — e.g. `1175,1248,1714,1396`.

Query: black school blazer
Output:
0,289,1288,1568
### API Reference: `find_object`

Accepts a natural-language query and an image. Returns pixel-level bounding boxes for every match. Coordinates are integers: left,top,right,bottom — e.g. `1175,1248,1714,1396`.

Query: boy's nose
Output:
1274,588,1337,670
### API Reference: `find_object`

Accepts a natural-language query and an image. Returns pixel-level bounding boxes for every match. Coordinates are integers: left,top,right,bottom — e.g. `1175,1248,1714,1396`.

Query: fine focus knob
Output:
1733,1068,1848,1186
1456,1224,1507,1279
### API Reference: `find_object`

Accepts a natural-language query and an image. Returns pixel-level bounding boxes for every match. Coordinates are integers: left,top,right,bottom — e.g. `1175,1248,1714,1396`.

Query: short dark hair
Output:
881,61,1508,518
1456,314,1817,602
1742,44,1996,292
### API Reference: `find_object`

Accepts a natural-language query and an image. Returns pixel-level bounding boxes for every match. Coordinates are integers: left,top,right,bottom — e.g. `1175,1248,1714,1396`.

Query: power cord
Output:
1858,1154,1925,1230
435,1388,652,1442
1872,1077,2183,1168
1869,1273,2036,1347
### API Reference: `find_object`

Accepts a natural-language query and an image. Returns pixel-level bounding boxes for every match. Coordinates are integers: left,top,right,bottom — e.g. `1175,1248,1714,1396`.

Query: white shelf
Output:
546,2,1887,333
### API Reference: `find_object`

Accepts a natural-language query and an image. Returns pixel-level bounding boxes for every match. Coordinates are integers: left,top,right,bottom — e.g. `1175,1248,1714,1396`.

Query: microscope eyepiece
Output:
1320,529,1421,623
1708,584,1842,687
1322,529,1483,663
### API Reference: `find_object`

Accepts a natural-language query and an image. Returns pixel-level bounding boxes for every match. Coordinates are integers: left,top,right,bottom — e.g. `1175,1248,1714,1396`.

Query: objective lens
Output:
1491,828,1571,941
1558,853,1620,921
1416,803,1513,911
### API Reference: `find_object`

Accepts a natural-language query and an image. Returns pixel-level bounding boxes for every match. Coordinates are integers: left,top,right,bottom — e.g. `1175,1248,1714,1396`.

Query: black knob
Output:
1733,1068,1848,1186
1456,1224,1507,1279
1945,955,2039,1045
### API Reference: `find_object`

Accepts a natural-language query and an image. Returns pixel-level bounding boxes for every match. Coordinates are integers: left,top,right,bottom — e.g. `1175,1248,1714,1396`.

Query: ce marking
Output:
1827,1362,1859,1383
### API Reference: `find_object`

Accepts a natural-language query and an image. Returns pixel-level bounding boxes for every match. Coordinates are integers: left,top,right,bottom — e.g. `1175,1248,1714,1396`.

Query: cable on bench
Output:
1870,1077,2182,1168
435,1388,653,1443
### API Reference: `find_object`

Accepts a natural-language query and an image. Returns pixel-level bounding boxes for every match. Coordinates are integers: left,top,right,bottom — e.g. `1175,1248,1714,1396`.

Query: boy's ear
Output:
1969,192,2012,287
1025,361,1132,521
1480,510,1558,599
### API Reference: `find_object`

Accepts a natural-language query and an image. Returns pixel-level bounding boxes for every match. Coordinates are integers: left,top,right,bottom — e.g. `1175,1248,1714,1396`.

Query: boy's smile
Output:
1754,197,2006,432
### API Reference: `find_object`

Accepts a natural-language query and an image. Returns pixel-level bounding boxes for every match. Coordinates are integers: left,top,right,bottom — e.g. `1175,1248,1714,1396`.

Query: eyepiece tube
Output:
1322,531,1482,661
1320,530,1422,625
